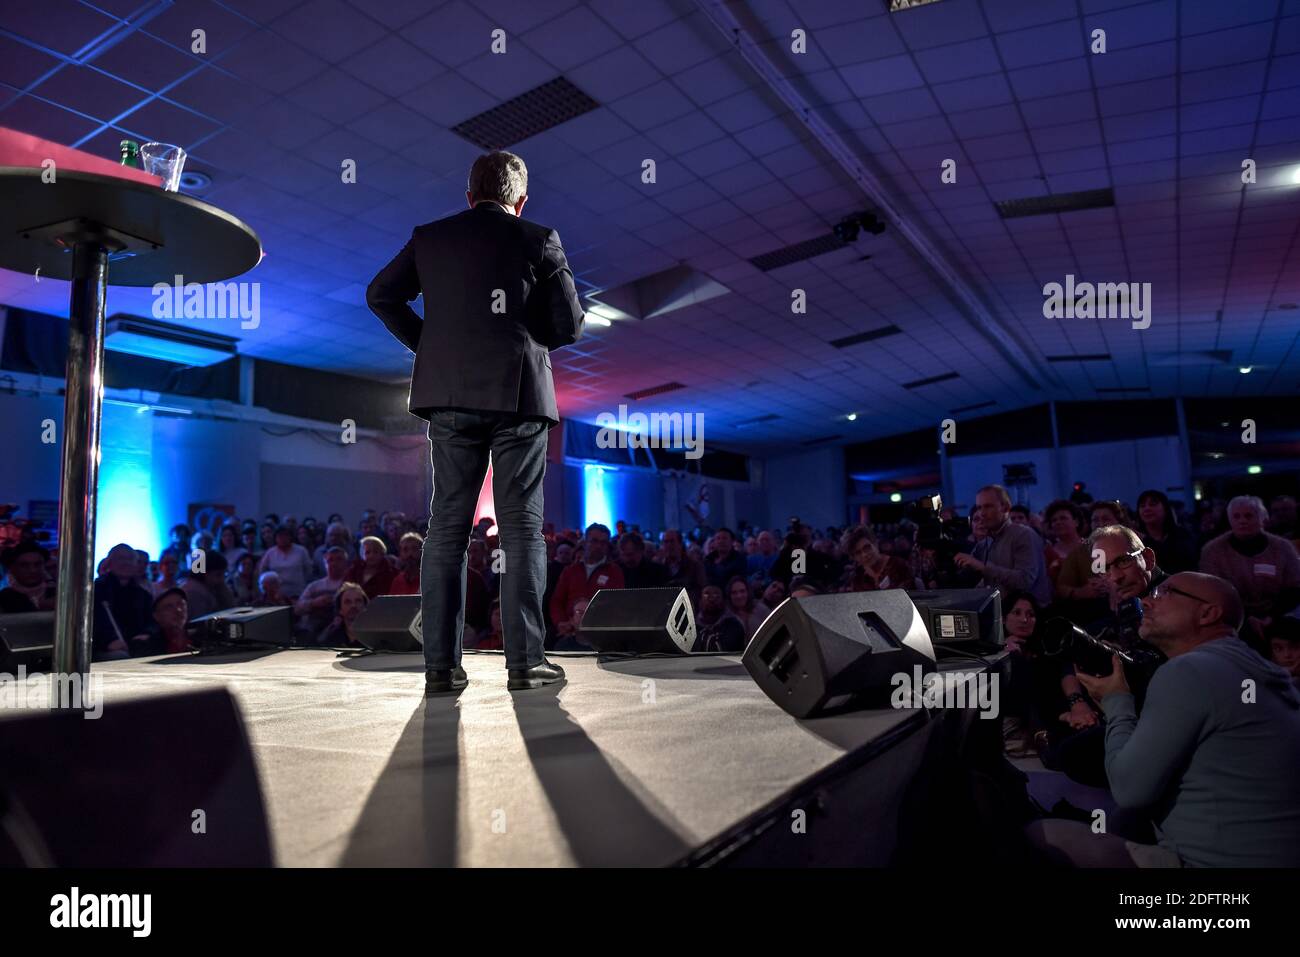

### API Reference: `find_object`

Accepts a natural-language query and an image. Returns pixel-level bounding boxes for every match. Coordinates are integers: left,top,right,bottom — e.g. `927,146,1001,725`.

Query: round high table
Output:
0,167,262,688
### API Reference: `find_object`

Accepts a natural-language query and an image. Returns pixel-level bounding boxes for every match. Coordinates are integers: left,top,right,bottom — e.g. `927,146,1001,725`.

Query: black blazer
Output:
366,202,585,424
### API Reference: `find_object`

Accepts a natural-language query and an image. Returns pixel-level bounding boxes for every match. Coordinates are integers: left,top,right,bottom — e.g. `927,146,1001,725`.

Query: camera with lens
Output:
1038,597,1165,678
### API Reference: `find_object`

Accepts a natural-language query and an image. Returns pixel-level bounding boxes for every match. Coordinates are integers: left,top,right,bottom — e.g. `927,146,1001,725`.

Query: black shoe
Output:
507,658,566,691
425,666,468,694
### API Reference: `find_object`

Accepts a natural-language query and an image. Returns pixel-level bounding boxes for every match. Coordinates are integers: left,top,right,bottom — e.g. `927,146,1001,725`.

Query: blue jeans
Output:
420,409,549,671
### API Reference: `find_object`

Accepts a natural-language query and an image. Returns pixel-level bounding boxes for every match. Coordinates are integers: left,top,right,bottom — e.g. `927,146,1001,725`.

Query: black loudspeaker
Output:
579,587,695,655
0,612,54,673
352,595,422,652
742,590,937,719
0,688,274,866
189,604,294,647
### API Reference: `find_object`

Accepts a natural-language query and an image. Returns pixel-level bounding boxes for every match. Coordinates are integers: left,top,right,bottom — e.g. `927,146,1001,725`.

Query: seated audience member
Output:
153,552,182,599
128,588,192,657
0,542,56,612
1088,500,1130,533
1136,489,1199,574
770,521,841,591
218,523,247,570
1009,504,1033,529
240,524,261,561
318,582,368,648
1269,615,1300,687
296,546,351,640
1199,496,1300,650
656,529,706,609
254,571,293,608
472,599,504,651
1028,573,1300,867
387,532,423,595
347,535,397,599
693,584,745,652
761,580,787,610
134,549,151,586
467,539,496,597
747,530,779,578
160,523,191,564
999,591,1098,759
618,531,670,588
313,521,354,576
550,597,591,651
549,523,624,630
256,525,315,599
92,543,154,661
954,485,1053,607
840,525,914,592
229,553,258,604
725,575,770,640
1043,500,1089,587
788,576,821,599
1268,494,1299,549
181,551,236,620
703,527,748,589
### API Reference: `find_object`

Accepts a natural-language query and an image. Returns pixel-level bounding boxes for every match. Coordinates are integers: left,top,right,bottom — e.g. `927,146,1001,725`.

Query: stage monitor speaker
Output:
580,587,695,655
908,588,1003,648
352,595,422,652
0,611,53,673
0,688,274,866
189,604,293,648
742,590,936,719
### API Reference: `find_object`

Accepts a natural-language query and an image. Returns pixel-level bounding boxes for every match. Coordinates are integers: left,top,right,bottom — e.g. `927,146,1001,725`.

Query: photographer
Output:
953,485,1052,606
1039,524,1167,786
769,520,840,591
1028,573,1300,867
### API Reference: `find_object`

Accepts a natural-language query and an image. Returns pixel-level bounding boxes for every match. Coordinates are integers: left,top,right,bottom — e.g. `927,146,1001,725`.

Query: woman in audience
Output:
1200,495,1300,649
724,575,770,640
151,552,181,599
317,582,368,648
259,522,277,552
219,523,247,569
1043,500,1090,589
1088,500,1129,532
240,523,261,560
1136,489,1198,573
254,571,293,608
229,553,259,604
347,535,396,599
840,525,915,591
256,525,315,599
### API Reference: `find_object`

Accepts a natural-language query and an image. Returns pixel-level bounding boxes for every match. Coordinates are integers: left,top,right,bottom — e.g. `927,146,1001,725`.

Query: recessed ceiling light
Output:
889,492,903,502
1292,166,1300,185
1248,465,1262,475
1239,366,1253,374
846,412,858,421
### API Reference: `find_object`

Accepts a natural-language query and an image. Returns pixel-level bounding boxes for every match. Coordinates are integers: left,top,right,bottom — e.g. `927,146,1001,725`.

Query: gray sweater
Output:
1100,636,1300,867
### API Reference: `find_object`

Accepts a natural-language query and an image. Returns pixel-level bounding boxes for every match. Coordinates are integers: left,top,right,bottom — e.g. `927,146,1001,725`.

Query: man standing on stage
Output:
367,151,584,693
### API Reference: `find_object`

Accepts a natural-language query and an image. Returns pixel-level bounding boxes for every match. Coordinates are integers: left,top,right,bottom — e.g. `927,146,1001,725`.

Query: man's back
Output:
367,202,583,423
1105,636,1300,866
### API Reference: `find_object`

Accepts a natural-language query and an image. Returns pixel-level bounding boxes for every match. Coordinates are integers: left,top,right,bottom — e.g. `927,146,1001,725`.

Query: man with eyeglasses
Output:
1028,572,1300,867
1037,525,1169,788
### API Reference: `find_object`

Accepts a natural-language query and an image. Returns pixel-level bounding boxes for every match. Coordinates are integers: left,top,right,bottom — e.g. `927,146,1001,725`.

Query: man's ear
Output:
515,195,527,215
1141,547,1157,570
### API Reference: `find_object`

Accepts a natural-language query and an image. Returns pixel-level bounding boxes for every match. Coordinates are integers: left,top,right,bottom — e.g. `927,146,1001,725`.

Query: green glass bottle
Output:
119,139,141,169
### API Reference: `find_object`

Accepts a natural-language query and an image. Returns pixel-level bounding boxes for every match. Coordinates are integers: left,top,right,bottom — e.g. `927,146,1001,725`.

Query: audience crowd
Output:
3,484,1299,867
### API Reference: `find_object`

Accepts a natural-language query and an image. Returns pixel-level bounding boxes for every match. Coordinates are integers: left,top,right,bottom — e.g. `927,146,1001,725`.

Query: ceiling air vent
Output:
829,324,902,349
624,381,687,401
749,233,851,272
903,372,959,390
452,76,599,149
995,188,1114,219
950,400,995,414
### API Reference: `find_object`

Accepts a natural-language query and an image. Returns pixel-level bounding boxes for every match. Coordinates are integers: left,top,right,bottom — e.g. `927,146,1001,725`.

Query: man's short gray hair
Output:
1228,495,1268,521
1088,523,1143,553
468,151,527,207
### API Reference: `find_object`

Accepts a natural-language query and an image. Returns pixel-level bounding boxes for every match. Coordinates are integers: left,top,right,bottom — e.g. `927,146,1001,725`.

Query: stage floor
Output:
74,648,926,867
